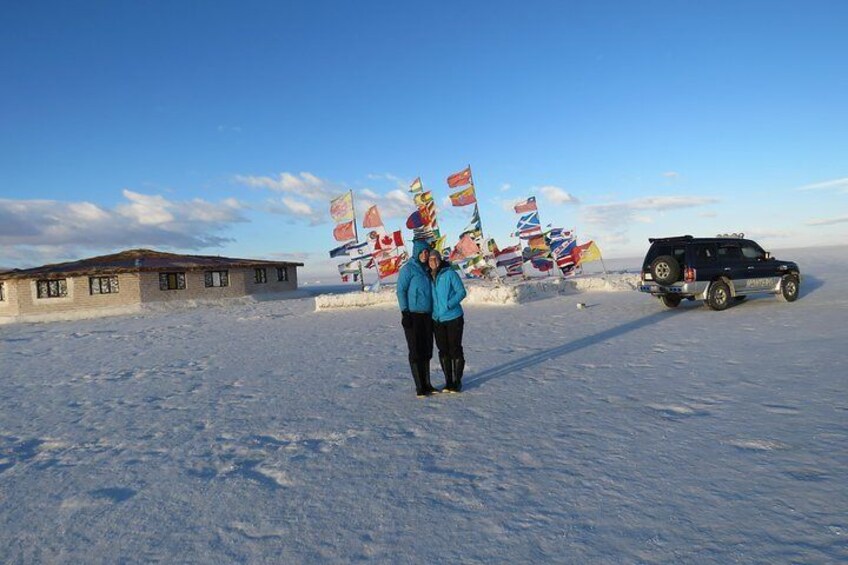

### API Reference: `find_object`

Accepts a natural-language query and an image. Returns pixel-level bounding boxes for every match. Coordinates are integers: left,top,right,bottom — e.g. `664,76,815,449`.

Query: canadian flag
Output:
369,229,404,255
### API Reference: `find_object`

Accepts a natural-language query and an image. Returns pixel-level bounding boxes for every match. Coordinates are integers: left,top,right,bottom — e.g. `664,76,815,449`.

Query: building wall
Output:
0,265,298,322
12,273,143,317
0,279,21,317
138,266,298,303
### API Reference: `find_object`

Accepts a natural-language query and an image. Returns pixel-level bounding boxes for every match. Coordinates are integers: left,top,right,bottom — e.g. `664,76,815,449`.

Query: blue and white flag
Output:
516,211,540,230
329,241,357,258
347,240,372,260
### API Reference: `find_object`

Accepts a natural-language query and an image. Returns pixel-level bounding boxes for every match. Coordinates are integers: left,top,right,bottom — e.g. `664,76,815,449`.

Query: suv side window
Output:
717,243,743,261
694,243,716,264
740,241,765,260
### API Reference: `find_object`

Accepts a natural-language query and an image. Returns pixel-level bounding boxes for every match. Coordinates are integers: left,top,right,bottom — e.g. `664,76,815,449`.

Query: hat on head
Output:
411,239,432,257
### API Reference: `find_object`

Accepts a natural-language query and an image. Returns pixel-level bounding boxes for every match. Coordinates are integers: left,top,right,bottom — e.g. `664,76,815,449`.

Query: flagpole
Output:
349,189,366,291
466,164,504,283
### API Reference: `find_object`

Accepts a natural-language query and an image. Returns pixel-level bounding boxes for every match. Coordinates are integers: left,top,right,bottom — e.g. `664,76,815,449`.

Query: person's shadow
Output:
465,309,682,390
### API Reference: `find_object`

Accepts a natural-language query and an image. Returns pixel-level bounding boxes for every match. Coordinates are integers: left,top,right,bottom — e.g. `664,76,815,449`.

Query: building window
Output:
90,276,119,295
254,268,267,284
276,266,288,282
0,281,5,301
37,279,68,299
204,270,229,288
159,272,186,291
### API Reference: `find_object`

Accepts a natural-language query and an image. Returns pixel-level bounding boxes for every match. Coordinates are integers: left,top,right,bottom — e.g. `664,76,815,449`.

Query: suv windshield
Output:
740,241,766,260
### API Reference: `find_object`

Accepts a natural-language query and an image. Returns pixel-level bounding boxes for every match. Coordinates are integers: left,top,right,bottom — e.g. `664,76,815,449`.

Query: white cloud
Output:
117,190,175,225
629,196,716,210
236,171,415,224
234,172,336,200
662,171,680,179
584,196,718,225
500,183,512,192
796,177,848,192
539,185,579,205
280,198,313,216
806,215,848,226
0,191,247,262
500,199,522,213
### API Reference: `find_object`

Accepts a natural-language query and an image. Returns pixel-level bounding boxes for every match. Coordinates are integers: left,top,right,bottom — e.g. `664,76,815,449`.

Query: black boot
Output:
420,361,438,394
439,354,455,392
409,361,428,397
451,358,465,392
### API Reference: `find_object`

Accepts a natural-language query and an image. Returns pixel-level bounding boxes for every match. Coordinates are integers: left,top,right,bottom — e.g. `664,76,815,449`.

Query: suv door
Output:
691,242,720,281
716,241,746,284
739,240,774,291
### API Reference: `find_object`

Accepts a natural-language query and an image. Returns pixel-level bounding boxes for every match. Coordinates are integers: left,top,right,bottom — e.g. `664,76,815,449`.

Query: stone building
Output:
0,249,303,323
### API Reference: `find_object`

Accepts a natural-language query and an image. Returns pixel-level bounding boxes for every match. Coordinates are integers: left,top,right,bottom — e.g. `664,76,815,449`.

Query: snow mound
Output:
314,273,640,310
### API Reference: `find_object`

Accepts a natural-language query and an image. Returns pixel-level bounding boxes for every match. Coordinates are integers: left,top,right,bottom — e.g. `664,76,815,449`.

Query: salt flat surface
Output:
1,247,846,563
314,273,640,310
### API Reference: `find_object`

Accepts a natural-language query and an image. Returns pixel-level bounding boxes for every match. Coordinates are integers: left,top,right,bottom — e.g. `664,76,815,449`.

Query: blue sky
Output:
2,1,846,279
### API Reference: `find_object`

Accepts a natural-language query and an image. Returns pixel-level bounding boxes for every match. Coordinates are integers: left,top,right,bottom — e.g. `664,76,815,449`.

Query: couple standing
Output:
396,239,467,397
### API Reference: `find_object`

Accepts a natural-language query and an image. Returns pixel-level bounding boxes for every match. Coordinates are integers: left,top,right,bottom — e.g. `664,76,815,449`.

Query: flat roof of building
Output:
0,249,304,280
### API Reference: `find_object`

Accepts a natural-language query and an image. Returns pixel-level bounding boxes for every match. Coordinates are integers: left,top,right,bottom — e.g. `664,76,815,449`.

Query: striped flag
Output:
513,196,537,214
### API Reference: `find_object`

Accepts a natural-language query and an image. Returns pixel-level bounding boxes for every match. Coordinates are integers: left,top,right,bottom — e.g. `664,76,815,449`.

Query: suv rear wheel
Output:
660,295,682,308
777,274,799,302
706,280,731,311
650,255,681,285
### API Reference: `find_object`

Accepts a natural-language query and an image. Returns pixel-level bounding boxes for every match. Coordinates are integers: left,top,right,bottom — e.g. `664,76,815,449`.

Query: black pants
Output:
403,312,433,364
434,316,464,360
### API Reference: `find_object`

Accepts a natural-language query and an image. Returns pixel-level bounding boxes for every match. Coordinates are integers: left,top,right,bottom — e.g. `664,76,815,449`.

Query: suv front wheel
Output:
777,274,800,302
706,280,731,311
650,255,681,285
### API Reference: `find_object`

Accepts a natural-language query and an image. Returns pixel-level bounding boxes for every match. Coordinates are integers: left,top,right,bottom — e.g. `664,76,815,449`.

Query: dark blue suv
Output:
639,235,801,310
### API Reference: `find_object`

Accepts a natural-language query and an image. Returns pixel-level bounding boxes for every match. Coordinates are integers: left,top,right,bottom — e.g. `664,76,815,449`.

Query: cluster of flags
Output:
406,178,443,249
329,166,606,285
444,167,497,279
329,192,408,283
487,194,605,279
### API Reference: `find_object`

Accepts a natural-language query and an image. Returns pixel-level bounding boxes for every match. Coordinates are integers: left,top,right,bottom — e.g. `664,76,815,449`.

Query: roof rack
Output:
648,235,693,243
715,232,745,239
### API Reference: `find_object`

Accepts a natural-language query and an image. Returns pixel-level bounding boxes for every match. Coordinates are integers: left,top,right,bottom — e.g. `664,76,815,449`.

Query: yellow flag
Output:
413,191,433,206
578,241,602,263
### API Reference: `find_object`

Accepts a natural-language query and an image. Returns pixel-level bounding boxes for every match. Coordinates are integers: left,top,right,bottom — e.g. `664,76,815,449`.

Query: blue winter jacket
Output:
431,262,467,323
396,241,434,313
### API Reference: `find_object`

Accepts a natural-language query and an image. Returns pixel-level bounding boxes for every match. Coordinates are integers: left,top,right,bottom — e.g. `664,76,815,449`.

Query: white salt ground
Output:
0,246,846,563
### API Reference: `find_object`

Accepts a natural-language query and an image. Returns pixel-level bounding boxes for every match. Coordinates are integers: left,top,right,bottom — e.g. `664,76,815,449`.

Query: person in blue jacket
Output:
428,251,467,392
396,239,438,397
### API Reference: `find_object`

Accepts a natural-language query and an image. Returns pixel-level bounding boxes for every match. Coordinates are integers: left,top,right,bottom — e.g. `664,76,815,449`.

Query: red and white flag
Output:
513,196,537,214
368,228,404,257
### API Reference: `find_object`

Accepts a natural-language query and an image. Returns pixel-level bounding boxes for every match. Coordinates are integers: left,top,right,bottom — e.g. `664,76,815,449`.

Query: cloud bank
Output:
0,190,247,264
235,171,413,224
